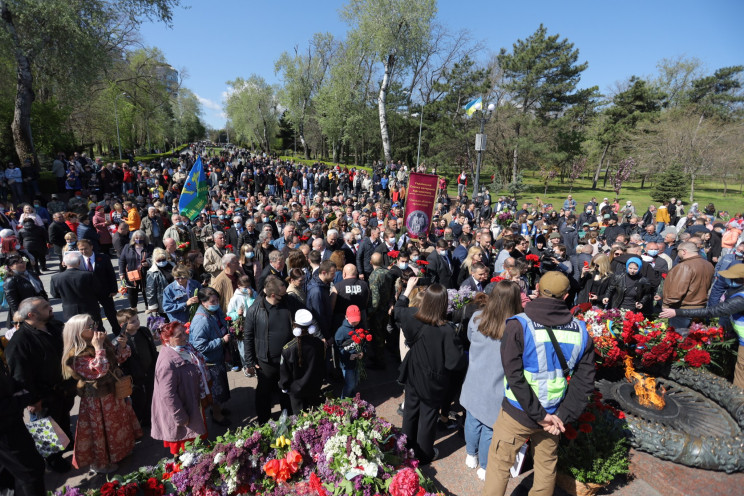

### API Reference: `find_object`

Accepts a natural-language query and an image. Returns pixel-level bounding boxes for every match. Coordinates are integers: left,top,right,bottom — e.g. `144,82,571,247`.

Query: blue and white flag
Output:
178,156,208,221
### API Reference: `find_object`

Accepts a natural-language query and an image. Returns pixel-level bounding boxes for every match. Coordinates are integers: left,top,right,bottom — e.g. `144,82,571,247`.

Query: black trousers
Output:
99,296,121,335
0,417,46,496
255,358,291,424
402,387,439,464
289,393,322,416
130,376,154,428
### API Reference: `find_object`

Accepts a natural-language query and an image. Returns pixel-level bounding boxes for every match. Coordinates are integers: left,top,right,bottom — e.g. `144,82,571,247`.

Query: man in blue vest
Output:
660,263,744,389
483,271,595,496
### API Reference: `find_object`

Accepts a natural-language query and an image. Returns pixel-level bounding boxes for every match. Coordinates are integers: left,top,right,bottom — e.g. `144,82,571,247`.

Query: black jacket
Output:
50,268,101,320
426,250,455,289
243,295,302,367
4,272,47,317
257,263,286,295
394,295,466,403
356,237,380,276
278,335,326,397
89,252,119,296
118,243,153,281
18,224,48,254
48,220,72,247
5,320,69,405
603,273,653,313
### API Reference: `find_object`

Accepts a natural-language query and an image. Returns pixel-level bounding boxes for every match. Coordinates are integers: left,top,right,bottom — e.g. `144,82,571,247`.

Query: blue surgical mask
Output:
156,261,168,267
67,242,76,247
647,250,659,257
135,239,143,244
246,251,254,259
438,250,447,256
411,255,419,261
262,217,269,223
207,304,220,312
398,262,408,270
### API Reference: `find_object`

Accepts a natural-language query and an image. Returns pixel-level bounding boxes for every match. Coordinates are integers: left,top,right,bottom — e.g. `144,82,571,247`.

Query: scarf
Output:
170,343,210,398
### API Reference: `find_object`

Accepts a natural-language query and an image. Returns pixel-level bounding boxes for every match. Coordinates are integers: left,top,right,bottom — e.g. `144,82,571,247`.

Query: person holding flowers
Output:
279,309,326,414
334,305,369,398
660,263,744,388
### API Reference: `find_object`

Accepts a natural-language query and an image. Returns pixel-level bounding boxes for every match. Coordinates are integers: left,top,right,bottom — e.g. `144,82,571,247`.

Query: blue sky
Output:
139,0,744,129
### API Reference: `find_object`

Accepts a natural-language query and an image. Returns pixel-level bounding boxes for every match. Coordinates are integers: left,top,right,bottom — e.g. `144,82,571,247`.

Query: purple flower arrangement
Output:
79,395,442,496
447,287,476,314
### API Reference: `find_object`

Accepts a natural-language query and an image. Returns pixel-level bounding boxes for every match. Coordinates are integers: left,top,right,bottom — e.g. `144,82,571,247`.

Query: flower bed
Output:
55,396,442,496
573,306,733,372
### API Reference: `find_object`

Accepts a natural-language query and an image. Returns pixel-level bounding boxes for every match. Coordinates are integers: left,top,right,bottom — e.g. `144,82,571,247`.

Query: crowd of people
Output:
0,142,743,496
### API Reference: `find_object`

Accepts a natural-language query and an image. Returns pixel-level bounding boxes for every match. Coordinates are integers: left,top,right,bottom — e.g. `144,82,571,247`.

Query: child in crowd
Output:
116,309,158,428
279,309,326,414
226,275,255,375
334,305,365,398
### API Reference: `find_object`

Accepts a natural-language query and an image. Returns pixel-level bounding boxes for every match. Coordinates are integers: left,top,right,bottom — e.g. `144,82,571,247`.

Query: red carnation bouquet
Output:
343,328,373,380
387,250,400,259
525,253,540,268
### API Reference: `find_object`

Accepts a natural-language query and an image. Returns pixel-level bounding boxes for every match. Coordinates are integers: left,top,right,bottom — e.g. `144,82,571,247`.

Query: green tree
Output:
341,0,437,163
0,0,181,165
497,24,596,184
275,33,336,159
225,75,280,152
591,76,666,188
651,163,688,203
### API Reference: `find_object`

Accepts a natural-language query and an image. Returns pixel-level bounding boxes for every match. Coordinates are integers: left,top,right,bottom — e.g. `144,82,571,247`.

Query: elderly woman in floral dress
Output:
62,314,142,474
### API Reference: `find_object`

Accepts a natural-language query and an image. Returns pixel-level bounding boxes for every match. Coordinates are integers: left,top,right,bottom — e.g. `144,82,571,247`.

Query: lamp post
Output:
473,103,496,198
416,103,424,170
113,92,127,160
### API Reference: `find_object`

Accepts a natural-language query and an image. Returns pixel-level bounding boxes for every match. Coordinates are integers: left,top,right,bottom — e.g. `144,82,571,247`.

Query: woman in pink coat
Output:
92,206,113,254
150,321,209,455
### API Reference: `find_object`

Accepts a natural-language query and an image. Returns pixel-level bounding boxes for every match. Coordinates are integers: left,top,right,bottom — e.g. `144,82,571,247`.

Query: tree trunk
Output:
603,163,611,188
511,122,521,184
690,172,696,203
299,121,309,159
2,2,37,167
378,53,395,164
592,143,610,189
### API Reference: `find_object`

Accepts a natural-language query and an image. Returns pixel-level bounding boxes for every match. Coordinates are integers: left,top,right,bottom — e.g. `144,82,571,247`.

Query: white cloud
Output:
194,93,222,111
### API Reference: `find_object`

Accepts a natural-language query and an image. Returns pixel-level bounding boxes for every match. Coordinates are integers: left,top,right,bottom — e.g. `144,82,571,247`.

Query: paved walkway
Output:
8,255,665,495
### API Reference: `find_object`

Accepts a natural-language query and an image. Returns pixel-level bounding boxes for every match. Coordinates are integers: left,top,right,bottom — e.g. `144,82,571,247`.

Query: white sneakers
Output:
466,454,487,481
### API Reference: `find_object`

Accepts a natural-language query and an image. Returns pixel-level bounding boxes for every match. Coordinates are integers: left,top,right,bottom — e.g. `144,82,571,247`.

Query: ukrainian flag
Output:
464,97,483,117
178,156,209,221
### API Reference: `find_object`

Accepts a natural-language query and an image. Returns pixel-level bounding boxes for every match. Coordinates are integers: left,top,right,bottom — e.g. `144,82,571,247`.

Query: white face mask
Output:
156,261,168,267
355,234,361,241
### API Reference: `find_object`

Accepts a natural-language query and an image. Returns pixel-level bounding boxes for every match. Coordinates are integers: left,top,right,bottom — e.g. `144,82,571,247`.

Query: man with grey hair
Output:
140,206,164,248
50,251,103,324
239,218,259,250
204,230,229,282
212,253,241,313
225,215,243,249
163,213,198,249
258,249,286,294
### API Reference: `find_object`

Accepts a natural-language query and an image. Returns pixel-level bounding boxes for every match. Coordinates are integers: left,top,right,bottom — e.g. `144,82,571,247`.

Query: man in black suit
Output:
356,226,381,280
374,228,398,268
257,250,287,294
77,239,121,335
459,262,490,292
426,239,455,289
341,232,357,266
50,251,102,327
224,215,243,249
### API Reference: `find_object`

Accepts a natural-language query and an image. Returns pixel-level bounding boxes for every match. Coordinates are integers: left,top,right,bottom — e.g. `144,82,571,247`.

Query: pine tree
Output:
651,164,689,203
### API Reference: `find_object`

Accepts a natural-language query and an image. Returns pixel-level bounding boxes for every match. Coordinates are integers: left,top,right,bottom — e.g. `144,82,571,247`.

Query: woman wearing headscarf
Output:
602,256,652,314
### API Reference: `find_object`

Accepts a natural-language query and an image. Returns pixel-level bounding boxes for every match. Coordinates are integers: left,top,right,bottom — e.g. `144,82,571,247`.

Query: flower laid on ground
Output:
573,306,732,372
85,396,439,496
557,391,630,486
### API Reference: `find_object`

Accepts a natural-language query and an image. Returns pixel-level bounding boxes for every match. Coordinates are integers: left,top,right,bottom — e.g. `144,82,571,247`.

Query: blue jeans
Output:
669,316,692,335
341,366,358,398
656,222,666,233
464,410,493,469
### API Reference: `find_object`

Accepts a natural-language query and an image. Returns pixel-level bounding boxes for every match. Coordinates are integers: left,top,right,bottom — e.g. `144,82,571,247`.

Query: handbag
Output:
25,417,70,458
126,250,147,282
110,370,134,399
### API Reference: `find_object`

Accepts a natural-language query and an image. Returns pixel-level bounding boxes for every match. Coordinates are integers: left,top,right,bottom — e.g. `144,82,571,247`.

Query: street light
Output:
415,103,424,170
473,102,496,198
114,92,128,160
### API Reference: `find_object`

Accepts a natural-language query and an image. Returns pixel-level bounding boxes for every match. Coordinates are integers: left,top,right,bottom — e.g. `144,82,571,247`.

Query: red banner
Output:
404,172,439,239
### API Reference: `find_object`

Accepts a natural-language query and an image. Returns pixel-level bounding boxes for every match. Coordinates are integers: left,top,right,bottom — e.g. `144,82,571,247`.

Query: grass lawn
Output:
465,169,744,216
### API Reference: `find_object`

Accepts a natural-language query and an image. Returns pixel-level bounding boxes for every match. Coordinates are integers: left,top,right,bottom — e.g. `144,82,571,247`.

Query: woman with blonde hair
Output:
460,280,522,480
239,243,260,289
457,246,485,287
577,253,614,305
62,314,141,474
